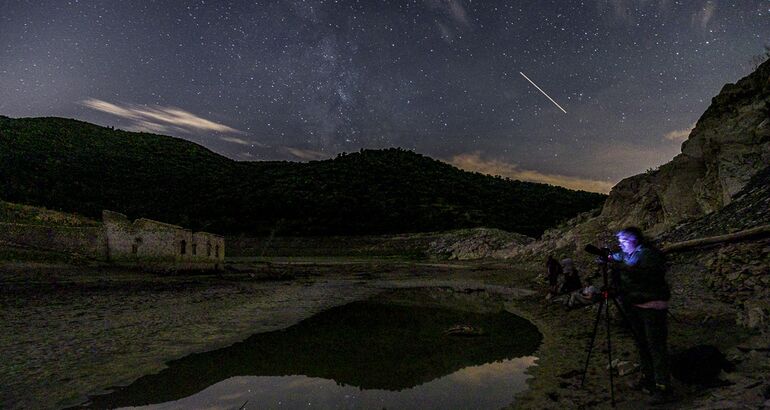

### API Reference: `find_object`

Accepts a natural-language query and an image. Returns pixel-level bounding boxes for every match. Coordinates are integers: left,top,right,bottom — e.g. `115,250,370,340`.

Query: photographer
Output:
608,226,672,405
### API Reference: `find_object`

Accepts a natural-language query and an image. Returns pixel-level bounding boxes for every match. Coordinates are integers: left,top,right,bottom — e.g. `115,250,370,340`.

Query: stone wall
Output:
103,210,224,269
192,231,225,261
0,211,225,270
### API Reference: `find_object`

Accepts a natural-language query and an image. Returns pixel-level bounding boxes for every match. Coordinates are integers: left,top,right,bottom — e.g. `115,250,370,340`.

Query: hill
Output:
0,116,604,237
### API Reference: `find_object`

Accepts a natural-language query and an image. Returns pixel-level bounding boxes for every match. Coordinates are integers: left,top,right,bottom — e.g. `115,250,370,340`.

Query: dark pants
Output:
625,306,670,388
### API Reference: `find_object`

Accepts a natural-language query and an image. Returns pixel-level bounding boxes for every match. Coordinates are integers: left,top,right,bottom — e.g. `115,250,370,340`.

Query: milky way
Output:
1,0,768,192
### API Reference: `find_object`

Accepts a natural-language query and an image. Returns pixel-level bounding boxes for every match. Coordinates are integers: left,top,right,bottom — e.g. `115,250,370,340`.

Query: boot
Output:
648,384,674,406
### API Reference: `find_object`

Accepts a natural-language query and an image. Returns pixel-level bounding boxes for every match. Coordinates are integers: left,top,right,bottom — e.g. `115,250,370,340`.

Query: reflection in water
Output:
83,289,542,409
122,357,537,410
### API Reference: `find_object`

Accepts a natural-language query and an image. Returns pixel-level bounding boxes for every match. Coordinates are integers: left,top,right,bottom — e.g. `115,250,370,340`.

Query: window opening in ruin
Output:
180,240,187,255
192,244,197,255
215,245,219,258
207,243,212,257
132,237,142,254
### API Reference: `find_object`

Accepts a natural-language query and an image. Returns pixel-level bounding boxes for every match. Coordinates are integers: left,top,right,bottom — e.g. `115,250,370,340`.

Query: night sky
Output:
2,1,768,192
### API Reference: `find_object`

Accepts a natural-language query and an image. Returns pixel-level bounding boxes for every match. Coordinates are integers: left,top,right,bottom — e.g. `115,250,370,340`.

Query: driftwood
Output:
444,324,486,337
662,225,770,253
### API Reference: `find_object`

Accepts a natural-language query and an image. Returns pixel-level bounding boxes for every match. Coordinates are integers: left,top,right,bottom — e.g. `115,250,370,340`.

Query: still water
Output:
82,289,542,409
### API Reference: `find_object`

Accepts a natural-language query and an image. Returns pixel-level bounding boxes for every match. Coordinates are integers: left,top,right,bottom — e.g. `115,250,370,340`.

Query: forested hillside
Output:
0,116,605,236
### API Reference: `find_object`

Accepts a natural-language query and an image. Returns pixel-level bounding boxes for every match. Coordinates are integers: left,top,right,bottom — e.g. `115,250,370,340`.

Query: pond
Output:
80,288,542,409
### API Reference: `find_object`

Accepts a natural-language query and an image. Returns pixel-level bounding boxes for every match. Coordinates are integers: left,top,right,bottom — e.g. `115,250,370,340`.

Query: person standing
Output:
609,226,673,405
546,255,563,297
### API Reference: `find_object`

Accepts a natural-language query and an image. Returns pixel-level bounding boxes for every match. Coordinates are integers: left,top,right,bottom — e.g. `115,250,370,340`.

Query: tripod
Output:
579,259,638,407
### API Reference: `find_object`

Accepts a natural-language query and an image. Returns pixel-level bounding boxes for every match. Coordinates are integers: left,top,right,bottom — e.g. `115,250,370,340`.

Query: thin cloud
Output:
663,123,695,142
446,0,469,26
81,98,243,135
282,147,329,161
126,120,177,135
447,152,615,194
220,136,253,146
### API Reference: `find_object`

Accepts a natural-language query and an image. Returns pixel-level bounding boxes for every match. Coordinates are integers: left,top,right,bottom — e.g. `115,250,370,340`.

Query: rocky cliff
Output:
660,164,770,243
602,59,770,234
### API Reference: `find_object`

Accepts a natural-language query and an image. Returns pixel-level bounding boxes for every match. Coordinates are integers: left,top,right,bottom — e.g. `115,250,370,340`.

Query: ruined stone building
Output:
0,208,224,270
102,210,224,269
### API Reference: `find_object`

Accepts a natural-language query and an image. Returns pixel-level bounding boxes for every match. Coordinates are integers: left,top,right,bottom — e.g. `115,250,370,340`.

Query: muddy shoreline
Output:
1,258,768,409
1,259,532,409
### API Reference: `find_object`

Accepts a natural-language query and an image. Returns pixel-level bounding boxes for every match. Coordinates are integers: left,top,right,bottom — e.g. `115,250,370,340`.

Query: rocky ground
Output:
1,245,768,409
506,253,770,409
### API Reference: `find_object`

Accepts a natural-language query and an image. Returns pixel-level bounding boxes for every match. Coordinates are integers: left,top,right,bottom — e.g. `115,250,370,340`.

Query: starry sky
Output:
2,0,769,192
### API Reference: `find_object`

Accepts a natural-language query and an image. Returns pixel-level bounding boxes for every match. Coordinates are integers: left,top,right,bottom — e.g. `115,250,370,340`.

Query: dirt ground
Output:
1,257,768,409
505,261,769,409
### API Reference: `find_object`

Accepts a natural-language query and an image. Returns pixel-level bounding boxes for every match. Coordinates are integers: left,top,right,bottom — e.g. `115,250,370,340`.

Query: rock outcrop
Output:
602,59,770,234
660,164,770,243
492,209,611,264
428,228,534,260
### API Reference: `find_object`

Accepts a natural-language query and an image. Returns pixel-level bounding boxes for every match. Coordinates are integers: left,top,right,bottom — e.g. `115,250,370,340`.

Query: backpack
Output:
670,345,735,386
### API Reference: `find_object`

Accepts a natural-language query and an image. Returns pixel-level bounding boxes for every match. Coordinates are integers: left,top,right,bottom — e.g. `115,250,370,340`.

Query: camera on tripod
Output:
584,244,611,261
579,242,639,406
584,244,620,293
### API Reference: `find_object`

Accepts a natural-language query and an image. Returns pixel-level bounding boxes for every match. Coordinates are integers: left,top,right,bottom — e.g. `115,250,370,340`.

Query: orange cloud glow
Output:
447,152,615,193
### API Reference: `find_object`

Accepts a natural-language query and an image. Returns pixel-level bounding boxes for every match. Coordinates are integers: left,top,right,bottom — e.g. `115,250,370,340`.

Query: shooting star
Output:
519,71,567,114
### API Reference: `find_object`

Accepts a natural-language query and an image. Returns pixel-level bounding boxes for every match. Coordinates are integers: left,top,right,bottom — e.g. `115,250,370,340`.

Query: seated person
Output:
559,258,582,294
550,283,600,308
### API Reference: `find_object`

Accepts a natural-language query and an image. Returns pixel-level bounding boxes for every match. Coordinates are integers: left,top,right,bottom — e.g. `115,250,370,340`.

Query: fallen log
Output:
662,225,770,253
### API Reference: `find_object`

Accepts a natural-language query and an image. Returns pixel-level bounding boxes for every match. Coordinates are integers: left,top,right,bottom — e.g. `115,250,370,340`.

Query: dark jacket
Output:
611,244,670,304
546,257,563,287
561,271,582,294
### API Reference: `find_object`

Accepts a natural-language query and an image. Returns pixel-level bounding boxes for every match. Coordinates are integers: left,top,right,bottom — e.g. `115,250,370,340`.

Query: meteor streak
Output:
519,71,567,114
